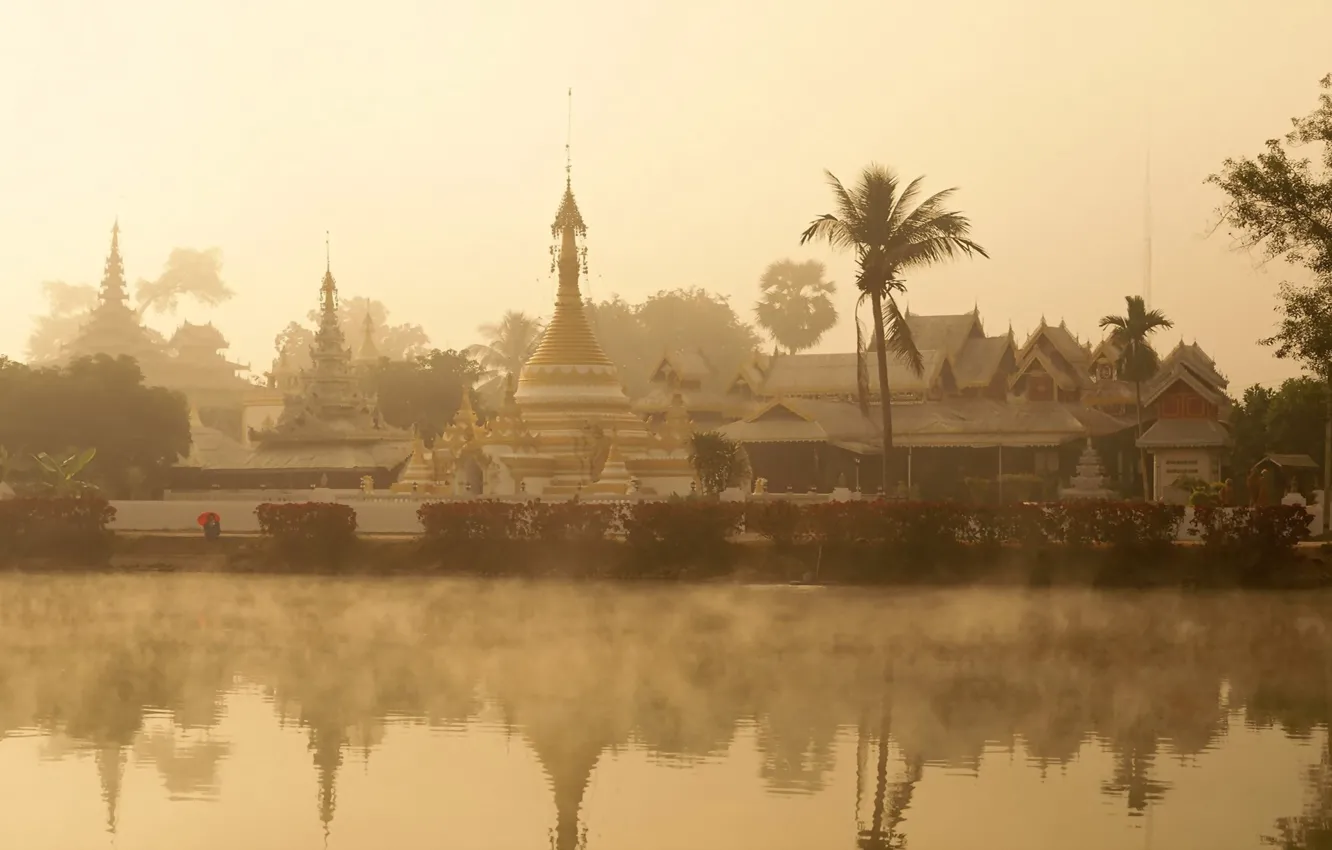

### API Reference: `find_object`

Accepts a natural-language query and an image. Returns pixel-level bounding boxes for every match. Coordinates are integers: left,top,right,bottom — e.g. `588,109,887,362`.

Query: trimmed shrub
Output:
1190,505,1311,551
417,500,528,544
623,499,744,574
0,496,116,564
255,502,357,565
745,500,808,547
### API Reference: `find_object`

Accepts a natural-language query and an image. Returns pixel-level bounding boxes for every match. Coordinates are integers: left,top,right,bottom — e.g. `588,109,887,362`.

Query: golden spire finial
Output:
565,87,573,188
325,230,330,274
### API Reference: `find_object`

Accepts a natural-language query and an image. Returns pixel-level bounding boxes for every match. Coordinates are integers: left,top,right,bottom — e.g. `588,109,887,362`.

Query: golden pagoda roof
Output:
523,176,614,371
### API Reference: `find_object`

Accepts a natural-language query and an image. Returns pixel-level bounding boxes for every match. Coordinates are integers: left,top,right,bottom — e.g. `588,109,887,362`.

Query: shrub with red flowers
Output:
623,498,744,572
745,500,809,546
0,496,116,563
1190,505,1312,551
255,502,357,564
528,501,623,544
417,500,528,543
744,499,1183,552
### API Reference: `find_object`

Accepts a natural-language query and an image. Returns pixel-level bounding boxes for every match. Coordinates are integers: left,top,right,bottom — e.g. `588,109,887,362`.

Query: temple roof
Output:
649,349,714,385
952,335,1013,388
1136,418,1231,449
760,350,949,397
179,416,250,469
721,397,1091,449
904,312,983,360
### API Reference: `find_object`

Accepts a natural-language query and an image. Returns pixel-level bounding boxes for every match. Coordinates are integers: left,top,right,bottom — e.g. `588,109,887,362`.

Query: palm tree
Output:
466,311,545,388
1100,295,1173,500
754,259,838,354
801,165,988,489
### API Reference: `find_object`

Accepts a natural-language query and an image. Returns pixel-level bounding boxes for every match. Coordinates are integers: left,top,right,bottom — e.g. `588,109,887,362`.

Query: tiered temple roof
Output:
65,221,163,367
64,223,253,408
185,257,412,487
679,310,1231,455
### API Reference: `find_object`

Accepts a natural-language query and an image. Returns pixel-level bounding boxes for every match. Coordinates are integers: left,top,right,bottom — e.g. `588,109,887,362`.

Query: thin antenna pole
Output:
1144,144,1153,310
1142,32,1153,311
325,230,331,272
565,87,573,183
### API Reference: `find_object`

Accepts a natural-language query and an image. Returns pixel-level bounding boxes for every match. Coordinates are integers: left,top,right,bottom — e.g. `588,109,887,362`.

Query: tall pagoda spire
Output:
524,90,612,370
314,235,347,358
357,313,380,362
100,218,131,308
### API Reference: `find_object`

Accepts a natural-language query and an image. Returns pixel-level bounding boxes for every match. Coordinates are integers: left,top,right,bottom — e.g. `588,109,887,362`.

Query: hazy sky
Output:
2,0,1329,390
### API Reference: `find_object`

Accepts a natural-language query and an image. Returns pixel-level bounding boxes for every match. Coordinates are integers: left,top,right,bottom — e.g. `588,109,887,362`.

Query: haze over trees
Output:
753,259,838,355
466,311,544,392
800,165,987,486
274,296,432,372
26,247,233,363
583,288,762,396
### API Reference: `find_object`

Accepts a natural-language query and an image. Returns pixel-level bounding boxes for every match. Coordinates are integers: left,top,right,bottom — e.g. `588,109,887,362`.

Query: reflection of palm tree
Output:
858,661,921,850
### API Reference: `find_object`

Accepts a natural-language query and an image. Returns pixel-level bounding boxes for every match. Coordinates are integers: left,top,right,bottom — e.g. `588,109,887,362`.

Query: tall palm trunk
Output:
1324,377,1331,535
870,289,893,492
1135,379,1149,500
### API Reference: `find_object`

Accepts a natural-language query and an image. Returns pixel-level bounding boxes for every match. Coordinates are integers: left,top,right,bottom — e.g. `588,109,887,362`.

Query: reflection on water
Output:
0,578,1330,849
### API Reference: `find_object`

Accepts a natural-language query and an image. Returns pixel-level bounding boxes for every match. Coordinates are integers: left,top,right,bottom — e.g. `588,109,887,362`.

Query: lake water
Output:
1,577,1330,850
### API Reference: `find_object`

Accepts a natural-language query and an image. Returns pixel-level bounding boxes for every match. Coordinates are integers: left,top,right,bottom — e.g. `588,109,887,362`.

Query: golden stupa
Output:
418,152,696,499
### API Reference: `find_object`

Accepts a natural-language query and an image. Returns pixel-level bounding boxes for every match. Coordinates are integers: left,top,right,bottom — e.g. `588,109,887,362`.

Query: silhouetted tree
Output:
1209,73,1332,281
466,310,544,389
585,288,761,395
801,165,987,486
134,248,233,315
26,281,99,363
754,259,838,354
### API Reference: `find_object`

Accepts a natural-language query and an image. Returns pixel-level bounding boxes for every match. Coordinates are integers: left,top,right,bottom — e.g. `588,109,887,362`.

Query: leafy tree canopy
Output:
0,354,190,497
368,348,483,443
1209,73,1332,278
1229,378,1328,481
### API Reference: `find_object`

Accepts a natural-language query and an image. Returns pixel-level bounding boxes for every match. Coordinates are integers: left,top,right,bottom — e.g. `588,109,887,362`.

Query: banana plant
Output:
33,448,98,496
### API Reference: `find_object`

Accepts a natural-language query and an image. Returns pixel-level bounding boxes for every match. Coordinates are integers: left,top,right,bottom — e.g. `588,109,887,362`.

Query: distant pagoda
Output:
224,254,412,488
65,220,162,368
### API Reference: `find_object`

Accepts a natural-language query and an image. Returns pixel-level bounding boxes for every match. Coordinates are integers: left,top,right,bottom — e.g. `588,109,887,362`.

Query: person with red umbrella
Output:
198,511,221,541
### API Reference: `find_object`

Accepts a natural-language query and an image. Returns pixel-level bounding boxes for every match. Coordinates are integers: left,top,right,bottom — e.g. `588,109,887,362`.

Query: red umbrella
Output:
197,512,220,527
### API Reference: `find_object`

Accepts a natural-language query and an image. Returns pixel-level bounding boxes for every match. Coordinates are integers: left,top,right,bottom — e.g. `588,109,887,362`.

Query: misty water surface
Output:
1,577,1330,849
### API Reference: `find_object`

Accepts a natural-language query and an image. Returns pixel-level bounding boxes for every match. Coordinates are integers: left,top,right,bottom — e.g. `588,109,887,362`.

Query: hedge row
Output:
0,497,116,562
409,499,1311,552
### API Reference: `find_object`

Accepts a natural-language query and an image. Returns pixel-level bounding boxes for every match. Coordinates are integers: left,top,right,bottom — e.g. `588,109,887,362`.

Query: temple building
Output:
411,163,697,498
176,258,413,490
690,310,1232,498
